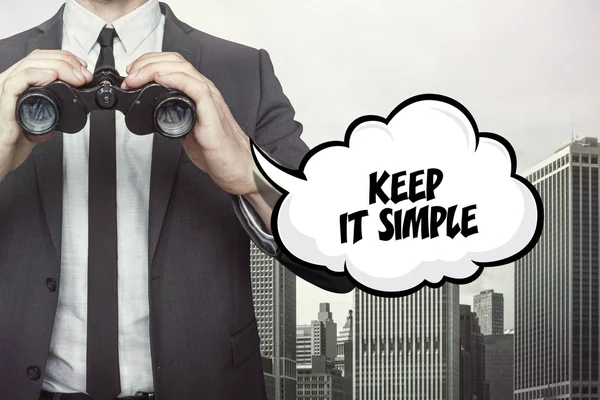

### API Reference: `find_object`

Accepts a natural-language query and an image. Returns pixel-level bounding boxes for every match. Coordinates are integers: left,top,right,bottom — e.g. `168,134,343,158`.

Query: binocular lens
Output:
155,98,195,138
17,94,58,135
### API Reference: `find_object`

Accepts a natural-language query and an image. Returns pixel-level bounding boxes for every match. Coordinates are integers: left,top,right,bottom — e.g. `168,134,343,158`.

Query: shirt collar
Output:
63,0,162,55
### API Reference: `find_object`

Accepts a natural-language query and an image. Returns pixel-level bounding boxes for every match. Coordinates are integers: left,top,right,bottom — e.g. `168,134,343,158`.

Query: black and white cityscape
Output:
250,137,600,400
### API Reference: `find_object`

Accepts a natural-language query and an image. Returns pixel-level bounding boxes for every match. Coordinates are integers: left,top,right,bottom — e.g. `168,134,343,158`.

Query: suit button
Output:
27,366,41,380
46,278,57,292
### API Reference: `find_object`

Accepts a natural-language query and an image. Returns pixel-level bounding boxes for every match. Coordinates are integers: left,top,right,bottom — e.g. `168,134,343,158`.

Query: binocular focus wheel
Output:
153,96,196,139
16,91,59,135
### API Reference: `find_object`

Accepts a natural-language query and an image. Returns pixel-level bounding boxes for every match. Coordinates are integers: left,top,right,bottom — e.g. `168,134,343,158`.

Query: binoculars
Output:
16,66,197,139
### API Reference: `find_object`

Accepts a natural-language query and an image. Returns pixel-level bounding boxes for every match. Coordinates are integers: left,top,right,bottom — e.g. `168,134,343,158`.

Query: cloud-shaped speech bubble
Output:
251,94,543,296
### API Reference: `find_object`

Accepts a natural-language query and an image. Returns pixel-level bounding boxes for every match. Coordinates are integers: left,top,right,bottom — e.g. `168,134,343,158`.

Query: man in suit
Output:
0,1,354,399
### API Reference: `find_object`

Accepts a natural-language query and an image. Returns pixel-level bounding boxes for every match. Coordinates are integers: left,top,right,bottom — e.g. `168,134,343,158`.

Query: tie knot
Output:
97,27,117,48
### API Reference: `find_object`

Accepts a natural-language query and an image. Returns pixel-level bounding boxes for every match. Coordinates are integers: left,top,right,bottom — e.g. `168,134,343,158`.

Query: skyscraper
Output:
297,325,313,368
311,320,327,358
484,333,513,400
263,356,277,400
296,320,328,369
459,305,487,400
251,242,297,400
473,290,504,335
318,303,338,360
335,310,353,400
354,285,460,400
515,137,600,399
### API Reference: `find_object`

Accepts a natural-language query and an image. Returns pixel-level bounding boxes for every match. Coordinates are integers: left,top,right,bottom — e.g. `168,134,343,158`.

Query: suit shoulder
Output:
0,25,42,46
0,26,42,72
188,28,261,63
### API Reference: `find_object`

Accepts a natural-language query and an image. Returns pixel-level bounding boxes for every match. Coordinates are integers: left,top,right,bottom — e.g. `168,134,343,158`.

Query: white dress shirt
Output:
41,0,273,396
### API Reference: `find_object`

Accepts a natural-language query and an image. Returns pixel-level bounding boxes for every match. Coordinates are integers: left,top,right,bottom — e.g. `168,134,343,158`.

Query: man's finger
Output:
28,49,88,67
202,77,228,109
8,58,92,86
0,50,88,89
125,52,185,74
122,60,199,89
0,68,58,144
3,51,90,85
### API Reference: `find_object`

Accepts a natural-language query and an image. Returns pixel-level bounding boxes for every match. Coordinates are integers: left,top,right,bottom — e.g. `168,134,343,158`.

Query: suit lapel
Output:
29,7,65,265
148,3,203,265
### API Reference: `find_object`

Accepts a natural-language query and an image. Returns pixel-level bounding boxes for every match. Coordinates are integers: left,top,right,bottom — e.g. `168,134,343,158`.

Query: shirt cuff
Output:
236,195,278,256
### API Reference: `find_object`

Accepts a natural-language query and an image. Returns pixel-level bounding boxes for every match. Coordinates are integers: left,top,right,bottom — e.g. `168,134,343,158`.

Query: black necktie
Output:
87,27,120,400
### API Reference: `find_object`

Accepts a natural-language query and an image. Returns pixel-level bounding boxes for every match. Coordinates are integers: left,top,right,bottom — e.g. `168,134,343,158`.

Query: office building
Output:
354,284,460,400
311,320,327,358
317,303,338,360
459,305,487,400
515,137,600,399
473,290,504,335
251,242,297,400
297,355,344,400
335,310,353,400
263,356,277,400
297,325,313,367
297,321,328,368
484,333,513,400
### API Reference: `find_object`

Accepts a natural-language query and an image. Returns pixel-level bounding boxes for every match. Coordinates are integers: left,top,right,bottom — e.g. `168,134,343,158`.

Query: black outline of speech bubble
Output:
250,93,544,298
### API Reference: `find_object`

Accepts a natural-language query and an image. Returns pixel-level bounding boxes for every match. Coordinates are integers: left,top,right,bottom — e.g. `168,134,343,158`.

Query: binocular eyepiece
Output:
16,67,196,139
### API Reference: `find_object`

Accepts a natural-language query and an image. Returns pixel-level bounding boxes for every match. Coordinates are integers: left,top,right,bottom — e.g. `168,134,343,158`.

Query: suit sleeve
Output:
231,48,354,294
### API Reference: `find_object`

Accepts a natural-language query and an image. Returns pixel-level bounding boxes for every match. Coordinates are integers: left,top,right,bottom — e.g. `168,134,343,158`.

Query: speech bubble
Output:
251,94,543,296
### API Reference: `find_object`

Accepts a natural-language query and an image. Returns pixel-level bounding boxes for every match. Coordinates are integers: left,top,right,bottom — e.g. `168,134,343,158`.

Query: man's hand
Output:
0,49,93,181
124,52,280,231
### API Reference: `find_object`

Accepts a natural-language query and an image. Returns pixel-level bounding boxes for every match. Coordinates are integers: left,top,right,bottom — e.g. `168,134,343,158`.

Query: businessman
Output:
0,0,354,399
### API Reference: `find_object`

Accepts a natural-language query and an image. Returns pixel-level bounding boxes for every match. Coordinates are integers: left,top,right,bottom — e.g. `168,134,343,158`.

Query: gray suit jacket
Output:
0,3,353,399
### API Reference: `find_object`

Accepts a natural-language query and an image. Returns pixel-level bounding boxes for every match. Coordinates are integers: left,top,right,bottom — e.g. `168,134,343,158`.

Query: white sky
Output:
2,0,600,331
